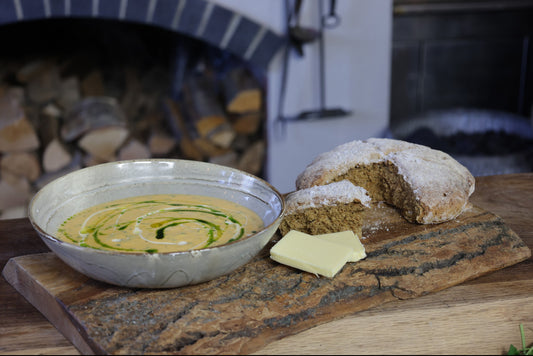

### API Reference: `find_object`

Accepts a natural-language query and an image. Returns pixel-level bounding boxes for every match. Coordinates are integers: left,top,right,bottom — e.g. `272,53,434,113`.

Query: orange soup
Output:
57,194,264,253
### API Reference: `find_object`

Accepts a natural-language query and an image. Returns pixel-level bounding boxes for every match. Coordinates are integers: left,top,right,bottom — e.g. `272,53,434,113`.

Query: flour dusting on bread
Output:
279,180,370,236
294,138,475,224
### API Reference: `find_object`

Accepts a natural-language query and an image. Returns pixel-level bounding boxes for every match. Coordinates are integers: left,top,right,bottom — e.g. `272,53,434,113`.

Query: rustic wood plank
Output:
0,218,79,355
2,254,95,355
2,204,530,355
260,278,533,355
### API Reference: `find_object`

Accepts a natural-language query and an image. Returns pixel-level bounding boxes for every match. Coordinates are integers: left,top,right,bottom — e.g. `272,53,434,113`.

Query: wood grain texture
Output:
0,218,79,355
1,173,532,355
260,278,533,355
3,202,530,355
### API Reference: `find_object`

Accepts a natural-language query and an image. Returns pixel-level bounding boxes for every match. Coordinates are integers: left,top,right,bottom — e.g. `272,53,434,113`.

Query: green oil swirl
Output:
56,194,263,254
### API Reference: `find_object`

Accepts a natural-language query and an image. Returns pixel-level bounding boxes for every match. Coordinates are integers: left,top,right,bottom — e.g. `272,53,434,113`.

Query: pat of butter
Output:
316,230,366,262
270,230,353,278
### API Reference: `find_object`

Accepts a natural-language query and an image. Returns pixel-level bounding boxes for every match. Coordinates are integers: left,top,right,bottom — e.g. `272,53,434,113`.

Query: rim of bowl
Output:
28,158,286,257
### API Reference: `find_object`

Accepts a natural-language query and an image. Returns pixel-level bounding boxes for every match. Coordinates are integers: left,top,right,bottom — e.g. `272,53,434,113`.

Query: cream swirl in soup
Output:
56,194,264,253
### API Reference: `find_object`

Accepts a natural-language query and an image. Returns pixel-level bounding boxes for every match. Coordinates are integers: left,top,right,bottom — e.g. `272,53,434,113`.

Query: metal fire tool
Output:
277,0,351,127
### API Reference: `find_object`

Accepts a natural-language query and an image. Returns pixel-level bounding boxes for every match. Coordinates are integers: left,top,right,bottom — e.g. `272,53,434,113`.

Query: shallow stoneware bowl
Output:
28,159,285,289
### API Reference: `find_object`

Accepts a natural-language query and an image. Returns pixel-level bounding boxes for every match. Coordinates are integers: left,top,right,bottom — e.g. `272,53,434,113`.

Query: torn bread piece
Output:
279,180,371,236
296,138,475,224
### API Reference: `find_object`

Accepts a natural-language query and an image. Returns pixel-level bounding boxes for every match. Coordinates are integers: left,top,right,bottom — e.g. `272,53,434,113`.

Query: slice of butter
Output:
270,230,353,278
316,230,366,262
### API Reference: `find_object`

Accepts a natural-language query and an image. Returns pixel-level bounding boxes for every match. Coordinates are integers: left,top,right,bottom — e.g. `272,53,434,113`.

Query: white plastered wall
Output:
212,0,392,193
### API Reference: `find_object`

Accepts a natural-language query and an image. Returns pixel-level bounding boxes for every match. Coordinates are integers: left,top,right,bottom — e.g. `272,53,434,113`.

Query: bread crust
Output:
295,138,475,224
279,180,370,236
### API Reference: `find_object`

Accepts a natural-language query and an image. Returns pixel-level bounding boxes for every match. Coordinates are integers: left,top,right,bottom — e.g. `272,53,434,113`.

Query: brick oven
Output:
0,0,287,218
0,0,393,220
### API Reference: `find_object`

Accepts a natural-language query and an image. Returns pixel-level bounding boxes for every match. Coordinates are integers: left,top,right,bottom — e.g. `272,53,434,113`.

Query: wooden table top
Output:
1,173,533,355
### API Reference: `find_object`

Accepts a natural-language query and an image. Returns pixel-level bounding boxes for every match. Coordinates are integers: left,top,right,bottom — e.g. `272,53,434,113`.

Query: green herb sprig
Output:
508,324,533,355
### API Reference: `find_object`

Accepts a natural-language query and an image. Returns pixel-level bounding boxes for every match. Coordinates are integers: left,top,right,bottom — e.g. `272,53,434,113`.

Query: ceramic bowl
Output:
28,159,285,288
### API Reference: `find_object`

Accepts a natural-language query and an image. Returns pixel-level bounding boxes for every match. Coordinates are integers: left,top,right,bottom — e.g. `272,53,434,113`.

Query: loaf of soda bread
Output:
295,138,475,224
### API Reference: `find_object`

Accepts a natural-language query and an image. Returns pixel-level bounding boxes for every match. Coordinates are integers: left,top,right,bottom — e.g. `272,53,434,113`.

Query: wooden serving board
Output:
3,203,531,355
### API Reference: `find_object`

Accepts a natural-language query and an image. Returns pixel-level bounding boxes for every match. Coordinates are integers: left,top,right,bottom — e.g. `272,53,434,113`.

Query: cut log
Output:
82,154,108,168
43,138,73,173
0,169,23,187
0,151,41,182
16,59,54,83
193,137,231,158
120,67,144,121
182,75,236,148
81,70,105,97
58,76,81,111
231,134,255,152
0,95,21,128
165,97,230,159
61,97,127,142
222,67,262,114
4,86,25,106
238,139,265,175
208,151,239,169
128,110,158,145
179,138,204,161
78,126,129,162
34,151,82,190
195,115,226,138
39,112,73,173
0,54,268,209
230,112,263,135
0,88,26,123
0,205,27,220
0,94,40,152
197,116,236,149
42,102,63,118
163,98,204,161
0,177,31,210
148,130,176,156
39,109,60,145
117,138,151,161
26,64,61,104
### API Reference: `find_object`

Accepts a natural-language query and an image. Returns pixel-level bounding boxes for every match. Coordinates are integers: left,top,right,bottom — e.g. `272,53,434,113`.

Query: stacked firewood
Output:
0,56,266,219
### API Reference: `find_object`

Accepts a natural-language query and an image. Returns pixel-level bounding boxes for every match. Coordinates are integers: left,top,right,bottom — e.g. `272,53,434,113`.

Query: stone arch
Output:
0,0,285,69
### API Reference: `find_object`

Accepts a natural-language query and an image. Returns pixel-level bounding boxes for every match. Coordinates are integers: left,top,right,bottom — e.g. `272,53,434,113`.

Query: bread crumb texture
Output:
295,138,475,224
